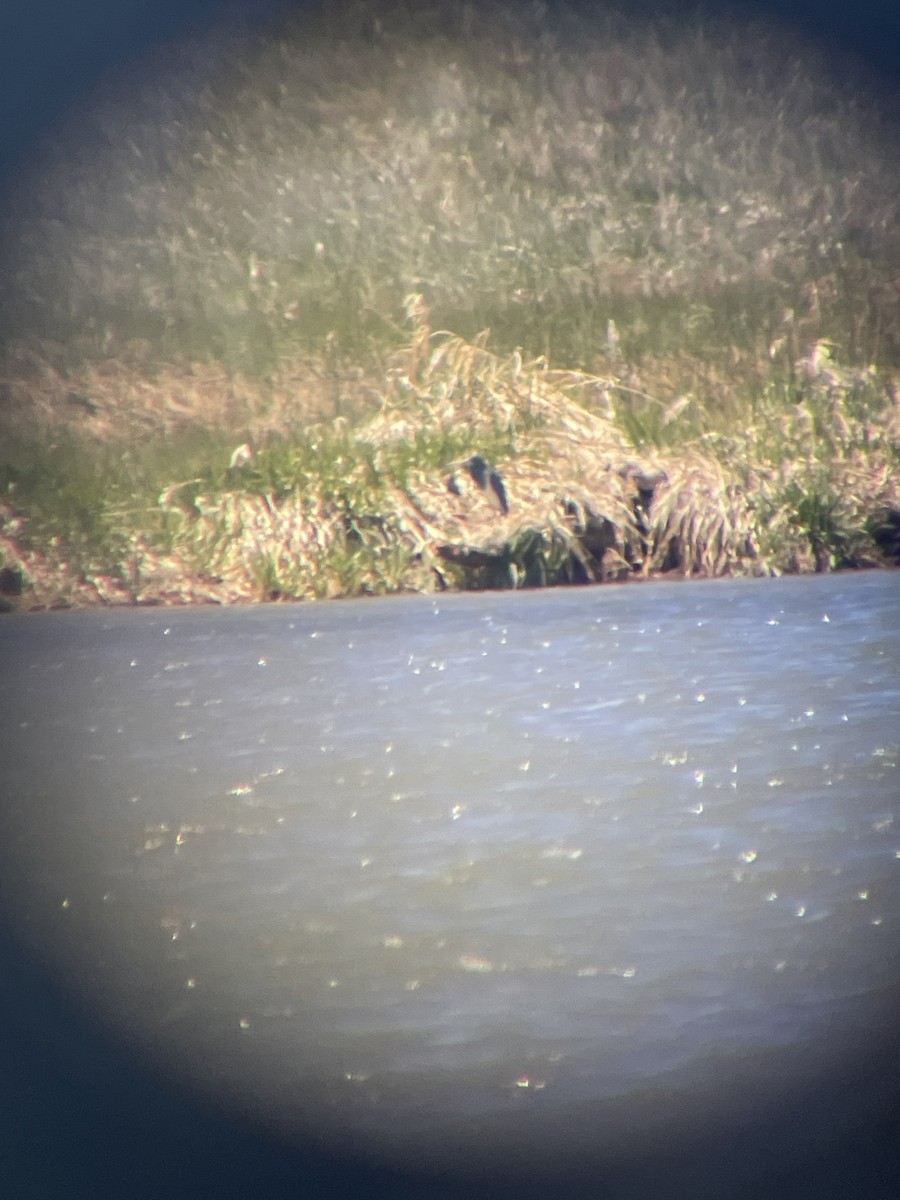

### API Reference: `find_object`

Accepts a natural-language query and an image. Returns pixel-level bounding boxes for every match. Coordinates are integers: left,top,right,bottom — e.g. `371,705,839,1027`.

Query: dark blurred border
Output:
1,0,229,175
1,0,898,177
1,3,898,1199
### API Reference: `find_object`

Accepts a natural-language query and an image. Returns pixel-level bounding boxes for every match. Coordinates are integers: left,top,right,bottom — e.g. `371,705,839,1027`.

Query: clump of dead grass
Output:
145,311,748,597
3,317,898,608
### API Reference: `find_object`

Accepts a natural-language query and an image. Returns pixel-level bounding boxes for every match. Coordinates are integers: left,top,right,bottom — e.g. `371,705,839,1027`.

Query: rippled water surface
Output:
2,572,899,1180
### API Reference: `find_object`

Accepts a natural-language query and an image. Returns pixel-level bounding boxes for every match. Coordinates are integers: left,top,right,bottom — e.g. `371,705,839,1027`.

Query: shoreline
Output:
1,543,897,616
2,329,899,615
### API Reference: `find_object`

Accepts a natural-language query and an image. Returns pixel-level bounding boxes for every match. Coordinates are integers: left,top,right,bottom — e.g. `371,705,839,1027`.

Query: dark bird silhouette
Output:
464,455,509,514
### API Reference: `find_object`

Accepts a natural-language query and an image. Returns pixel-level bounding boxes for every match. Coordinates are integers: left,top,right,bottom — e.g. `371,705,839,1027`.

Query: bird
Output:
463,455,509,515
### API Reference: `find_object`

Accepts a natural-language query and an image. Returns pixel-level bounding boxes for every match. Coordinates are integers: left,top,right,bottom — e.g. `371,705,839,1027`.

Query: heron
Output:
463,454,509,515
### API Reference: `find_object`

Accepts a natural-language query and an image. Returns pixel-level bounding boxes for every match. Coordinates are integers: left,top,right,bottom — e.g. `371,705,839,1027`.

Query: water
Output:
2,572,899,1192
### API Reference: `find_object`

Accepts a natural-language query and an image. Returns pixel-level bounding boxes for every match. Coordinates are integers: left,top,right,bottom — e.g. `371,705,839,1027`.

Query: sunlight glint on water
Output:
1,572,898,1174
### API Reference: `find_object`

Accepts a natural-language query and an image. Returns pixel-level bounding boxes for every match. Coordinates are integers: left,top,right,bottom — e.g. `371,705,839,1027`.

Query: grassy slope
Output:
0,0,898,607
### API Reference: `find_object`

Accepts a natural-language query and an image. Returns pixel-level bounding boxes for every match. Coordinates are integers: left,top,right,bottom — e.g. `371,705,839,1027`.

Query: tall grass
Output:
2,0,898,384
2,318,897,606
0,1,898,605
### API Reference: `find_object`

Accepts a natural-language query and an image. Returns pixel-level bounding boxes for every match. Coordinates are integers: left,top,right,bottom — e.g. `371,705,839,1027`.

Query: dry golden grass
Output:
0,351,386,445
150,311,779,600
2,317,898,608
